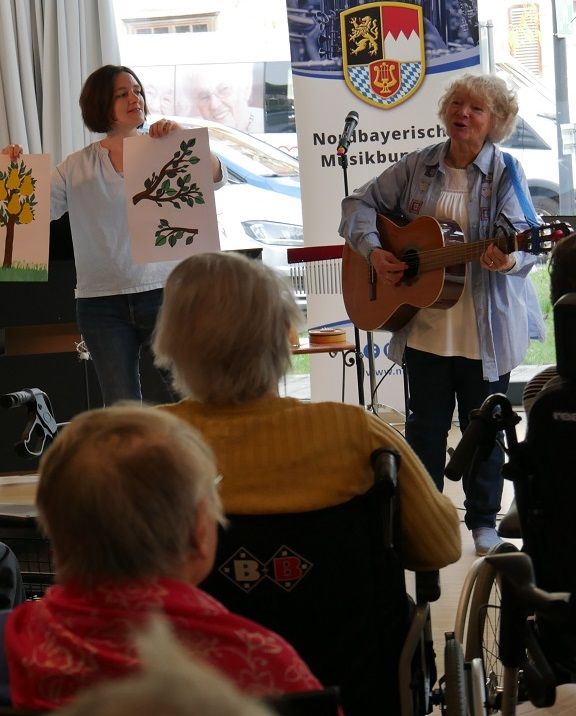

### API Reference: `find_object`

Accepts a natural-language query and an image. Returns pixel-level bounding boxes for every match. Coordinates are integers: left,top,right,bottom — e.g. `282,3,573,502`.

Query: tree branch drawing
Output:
132,138,206,248
154,219,198,247
0,161,38,268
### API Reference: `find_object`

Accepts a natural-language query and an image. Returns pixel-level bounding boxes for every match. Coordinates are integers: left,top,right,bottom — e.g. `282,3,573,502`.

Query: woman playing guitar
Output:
339,73,547,557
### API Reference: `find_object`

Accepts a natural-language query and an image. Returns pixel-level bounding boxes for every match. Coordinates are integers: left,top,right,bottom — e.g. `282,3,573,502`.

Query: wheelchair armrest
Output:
415,570,441,604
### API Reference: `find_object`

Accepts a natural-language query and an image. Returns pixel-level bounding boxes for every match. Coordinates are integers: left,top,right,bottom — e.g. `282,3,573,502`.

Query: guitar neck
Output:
416,234,517,273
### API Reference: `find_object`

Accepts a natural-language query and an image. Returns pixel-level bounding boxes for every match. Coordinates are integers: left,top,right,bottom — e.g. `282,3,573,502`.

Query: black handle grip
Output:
370,448,400,497
444,410,495,481
0,389,41,409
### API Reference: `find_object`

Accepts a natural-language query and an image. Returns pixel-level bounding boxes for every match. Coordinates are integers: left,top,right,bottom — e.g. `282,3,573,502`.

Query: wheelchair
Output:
445,295,576,715
199,441,496,716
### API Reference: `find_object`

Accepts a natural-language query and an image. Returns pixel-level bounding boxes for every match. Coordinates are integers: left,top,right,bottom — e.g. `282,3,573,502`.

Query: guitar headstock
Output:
517,221,574,255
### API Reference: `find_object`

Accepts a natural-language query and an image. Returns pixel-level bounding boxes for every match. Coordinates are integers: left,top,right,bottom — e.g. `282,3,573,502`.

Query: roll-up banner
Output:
285,1,480,411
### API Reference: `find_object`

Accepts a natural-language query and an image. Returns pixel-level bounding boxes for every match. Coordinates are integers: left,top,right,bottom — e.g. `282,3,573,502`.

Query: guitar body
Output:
342,214,466,332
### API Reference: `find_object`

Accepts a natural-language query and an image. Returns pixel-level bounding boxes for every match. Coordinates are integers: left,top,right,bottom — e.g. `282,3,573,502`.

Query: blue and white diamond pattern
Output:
347,62,422,106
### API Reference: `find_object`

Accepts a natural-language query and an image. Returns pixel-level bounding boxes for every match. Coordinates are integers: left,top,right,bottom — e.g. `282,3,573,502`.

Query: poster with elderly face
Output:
284,0,480,407
175,63,265,134
124,128,220,264
133,62,265,135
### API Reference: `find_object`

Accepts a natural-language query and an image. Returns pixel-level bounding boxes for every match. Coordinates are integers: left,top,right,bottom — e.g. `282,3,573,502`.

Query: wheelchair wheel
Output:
467,658,488,716
444,635,467,716
464,542,518,713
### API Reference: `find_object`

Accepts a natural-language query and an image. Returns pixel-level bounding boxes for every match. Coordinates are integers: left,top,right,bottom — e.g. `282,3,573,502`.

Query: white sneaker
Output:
472,527,502,556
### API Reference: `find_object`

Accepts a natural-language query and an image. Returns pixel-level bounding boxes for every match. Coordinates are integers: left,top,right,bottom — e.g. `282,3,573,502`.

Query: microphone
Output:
337,110,359,156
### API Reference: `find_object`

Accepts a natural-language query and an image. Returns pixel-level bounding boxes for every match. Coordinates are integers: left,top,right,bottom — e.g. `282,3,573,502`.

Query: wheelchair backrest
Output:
200,482,409,716
519,376,576,595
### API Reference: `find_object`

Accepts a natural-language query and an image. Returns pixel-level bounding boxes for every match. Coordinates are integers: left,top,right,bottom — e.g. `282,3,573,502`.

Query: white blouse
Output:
407,165,481,360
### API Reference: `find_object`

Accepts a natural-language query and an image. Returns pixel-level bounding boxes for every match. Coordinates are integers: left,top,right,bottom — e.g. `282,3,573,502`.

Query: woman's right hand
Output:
1,144,23,161
369,247,407,285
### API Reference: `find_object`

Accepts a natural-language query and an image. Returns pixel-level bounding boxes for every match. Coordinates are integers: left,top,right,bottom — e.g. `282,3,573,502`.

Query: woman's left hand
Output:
1,144,23,161
481,244,516,273
148,119,181,138
210,153,223,182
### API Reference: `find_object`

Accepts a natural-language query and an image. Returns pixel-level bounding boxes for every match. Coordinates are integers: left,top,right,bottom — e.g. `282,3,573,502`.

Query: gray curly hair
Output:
438,73,518,143
153,252,304,404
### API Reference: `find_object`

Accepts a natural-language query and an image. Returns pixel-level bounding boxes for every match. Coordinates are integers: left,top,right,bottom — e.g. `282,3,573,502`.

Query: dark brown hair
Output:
79,64,148,133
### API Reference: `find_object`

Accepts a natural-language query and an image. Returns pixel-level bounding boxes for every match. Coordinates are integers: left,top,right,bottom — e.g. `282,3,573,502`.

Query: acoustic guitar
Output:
342,214,572,332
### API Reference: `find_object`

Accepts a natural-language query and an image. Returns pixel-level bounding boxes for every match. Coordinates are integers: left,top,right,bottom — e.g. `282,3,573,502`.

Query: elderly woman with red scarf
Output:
4,406,321,711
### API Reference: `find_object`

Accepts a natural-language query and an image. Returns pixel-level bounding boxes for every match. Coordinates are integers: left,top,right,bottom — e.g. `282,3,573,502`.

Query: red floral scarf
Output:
5,578,321,710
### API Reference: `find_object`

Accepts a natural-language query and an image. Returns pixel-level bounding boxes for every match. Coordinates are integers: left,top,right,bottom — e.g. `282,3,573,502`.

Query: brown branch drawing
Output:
132,138,205,210
154,219,199,248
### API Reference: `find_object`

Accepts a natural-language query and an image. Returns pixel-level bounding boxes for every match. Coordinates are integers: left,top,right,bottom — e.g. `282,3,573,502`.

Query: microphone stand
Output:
337,149,367,408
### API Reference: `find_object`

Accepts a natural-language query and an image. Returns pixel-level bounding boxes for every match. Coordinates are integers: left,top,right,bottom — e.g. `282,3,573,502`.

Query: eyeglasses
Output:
214,474,223,489
195,85,234,102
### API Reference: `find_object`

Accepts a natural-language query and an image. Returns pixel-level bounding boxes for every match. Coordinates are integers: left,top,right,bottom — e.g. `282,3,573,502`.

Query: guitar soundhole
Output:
401,248,419,280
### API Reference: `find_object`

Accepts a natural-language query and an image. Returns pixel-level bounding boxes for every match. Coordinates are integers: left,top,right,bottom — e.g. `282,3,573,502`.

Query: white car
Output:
214,178,304,301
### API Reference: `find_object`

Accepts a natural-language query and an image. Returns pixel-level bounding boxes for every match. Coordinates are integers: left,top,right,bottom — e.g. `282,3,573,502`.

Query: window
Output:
263,62,295,133
507,4,542,75
123,14,217,35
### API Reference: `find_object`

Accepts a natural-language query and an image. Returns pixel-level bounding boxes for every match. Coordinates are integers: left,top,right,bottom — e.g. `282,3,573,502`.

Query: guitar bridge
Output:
369,264,377,301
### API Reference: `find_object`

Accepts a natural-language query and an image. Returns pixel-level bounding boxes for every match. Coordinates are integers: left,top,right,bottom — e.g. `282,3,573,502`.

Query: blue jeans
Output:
76,290,173,406
404,347,510,530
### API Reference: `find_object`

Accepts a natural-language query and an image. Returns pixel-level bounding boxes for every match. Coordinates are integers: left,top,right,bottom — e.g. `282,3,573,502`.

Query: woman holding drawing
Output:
4,64,226,405
339,74,544,556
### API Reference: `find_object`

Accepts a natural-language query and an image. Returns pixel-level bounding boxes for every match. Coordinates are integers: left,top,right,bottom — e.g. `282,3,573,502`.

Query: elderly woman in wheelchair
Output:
151,251,464,715
3,407,324,711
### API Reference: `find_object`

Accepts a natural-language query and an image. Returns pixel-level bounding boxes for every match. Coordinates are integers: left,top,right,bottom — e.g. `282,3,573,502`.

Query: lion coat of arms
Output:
340,2,425,109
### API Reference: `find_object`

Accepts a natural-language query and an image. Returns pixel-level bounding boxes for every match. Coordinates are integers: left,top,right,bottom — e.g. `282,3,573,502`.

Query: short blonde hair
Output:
153,252,303,404
438,73,518,143
36,405,223,588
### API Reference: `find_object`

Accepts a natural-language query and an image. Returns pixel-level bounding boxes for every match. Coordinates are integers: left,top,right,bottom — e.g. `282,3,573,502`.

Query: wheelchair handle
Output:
445,393,521,481
0,388,59,458
0,388,44,409
370,448,400,497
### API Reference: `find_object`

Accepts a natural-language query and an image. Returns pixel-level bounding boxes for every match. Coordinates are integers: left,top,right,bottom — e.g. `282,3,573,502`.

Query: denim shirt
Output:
339,140,545,381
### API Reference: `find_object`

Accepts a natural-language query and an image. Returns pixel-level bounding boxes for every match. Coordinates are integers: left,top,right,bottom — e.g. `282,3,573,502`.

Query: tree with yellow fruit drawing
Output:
0,160,37,268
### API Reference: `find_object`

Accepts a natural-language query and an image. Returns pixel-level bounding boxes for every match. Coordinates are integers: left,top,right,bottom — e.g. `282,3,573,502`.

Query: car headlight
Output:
242,220,303,246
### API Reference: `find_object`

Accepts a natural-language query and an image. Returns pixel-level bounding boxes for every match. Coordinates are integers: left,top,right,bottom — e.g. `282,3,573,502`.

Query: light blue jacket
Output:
339,140,545,382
